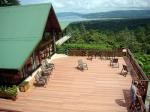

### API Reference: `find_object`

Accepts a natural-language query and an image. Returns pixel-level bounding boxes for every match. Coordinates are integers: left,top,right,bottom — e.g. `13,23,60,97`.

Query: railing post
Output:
145,81,150,112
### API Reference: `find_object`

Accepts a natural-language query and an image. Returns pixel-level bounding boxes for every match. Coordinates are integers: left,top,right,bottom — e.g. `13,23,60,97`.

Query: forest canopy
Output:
66,18,150,54
0,0,20,6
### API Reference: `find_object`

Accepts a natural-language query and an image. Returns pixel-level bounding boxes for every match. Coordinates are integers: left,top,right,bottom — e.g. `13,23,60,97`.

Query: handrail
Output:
126,49,149,104
139,80,150,82
137,95,146,112
130,93,146,112
68,49,123,57
127,49,149,81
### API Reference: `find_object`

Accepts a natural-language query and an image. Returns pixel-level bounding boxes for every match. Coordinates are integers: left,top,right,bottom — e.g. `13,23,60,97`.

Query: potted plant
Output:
19,81,30,92
0,85,18,100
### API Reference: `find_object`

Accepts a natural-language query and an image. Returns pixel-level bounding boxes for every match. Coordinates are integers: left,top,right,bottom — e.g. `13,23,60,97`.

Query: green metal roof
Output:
59,21,70,30
0,3,52,69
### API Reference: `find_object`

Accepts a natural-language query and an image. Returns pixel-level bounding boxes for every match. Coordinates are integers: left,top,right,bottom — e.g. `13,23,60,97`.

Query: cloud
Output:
52,1,64,8
21,0,150,12
21,0,50,4
108,0,150,8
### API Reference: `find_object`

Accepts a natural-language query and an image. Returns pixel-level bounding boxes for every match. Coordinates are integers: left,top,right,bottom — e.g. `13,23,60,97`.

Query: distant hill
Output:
57,10,150,22
83,10,150,19
57,12,82,17
57,12,87,22
68,18,150,32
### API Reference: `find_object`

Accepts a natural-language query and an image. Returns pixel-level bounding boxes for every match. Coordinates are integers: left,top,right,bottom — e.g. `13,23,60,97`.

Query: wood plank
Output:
0,56,132,112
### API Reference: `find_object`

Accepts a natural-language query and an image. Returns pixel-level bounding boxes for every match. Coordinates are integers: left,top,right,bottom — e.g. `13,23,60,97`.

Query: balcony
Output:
0,50,148,112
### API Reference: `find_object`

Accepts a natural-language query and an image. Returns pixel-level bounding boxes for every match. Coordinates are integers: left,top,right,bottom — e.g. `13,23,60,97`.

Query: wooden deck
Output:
0,56,132,112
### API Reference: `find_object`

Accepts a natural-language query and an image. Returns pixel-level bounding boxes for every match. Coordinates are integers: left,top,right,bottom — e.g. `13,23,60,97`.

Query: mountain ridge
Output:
57,10,150,21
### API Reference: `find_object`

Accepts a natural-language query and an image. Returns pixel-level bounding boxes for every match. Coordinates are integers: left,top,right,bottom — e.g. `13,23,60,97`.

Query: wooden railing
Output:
127,49,148,99
126,49,149,112
130,95,146,112
137,95,146,112
68,49,123,57
127,49,149,81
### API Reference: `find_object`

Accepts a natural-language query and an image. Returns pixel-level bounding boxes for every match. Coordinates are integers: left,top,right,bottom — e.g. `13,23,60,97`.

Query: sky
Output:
21,0,150,13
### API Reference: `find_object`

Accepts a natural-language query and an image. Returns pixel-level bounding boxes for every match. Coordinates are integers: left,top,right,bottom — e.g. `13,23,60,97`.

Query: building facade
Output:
0,3,62,85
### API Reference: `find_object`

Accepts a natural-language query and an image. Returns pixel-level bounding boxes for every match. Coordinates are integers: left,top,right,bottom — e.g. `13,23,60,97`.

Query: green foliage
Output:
68,18,150,33
130,53,150,76
66,23,149,53
135,53,150,65
0,0,20,6
143,65,150,76
66,18,150,54
0,85,18,97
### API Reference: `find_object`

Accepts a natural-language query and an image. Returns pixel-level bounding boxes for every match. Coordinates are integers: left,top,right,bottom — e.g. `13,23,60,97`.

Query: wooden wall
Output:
0,69,21,85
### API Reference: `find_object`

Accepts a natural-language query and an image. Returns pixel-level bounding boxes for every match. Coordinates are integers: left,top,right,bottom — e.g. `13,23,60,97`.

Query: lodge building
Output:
0,3,64,85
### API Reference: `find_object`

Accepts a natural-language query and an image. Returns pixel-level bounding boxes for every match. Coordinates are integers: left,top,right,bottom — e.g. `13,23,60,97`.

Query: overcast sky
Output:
21,0,150,13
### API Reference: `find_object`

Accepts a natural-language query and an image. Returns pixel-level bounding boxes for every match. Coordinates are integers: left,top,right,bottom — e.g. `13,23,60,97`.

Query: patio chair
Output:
34,71,47,87
120,65,128,77
41,59,54,71
41,59,55,70
37,71,49,79
45,60,55,69
77,59,88,70
110,58,119,68
41,65,52,75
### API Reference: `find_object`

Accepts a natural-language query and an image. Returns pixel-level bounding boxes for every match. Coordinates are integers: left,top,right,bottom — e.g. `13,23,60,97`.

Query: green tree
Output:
0,0,20,6
134,27,146,43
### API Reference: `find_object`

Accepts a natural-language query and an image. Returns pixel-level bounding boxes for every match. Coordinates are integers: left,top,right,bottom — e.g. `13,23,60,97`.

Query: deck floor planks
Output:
0,56,132,112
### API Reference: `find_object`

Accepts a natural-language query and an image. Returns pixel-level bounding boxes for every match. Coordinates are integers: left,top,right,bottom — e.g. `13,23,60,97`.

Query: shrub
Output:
143,65,150,76
134,53,150,76
5,85,18,97
0,85,18,99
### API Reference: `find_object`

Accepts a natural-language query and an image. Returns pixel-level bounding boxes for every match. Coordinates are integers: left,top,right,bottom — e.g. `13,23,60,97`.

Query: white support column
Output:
145,81,150,112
